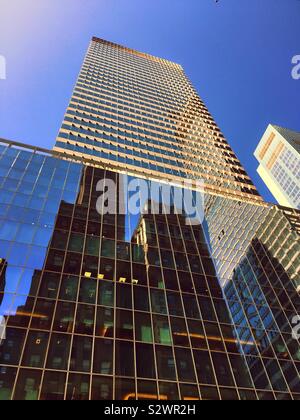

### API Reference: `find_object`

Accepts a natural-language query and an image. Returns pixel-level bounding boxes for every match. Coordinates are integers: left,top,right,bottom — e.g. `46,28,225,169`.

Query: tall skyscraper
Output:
254,124,300,210
0,38,299,401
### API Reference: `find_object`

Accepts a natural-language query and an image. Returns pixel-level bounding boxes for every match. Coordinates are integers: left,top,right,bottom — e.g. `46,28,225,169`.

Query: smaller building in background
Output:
254,124,300,210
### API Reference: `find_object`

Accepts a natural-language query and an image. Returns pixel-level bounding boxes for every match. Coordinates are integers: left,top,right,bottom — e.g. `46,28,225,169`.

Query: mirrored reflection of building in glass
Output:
0,37,299,401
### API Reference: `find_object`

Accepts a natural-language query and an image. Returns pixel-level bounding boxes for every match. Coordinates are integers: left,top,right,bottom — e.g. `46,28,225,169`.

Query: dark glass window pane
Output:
156,346,176,380
91,376,113,400
115,341,134,377
134,286,150,312
39,272,60,299
183,294,200,319
151,289,167,314
163,269,179,291
200,386,219,400
59,275,79,302
98,281,114,307
101,239,115,259
94,339,113,375
132,264,147,286
198,296,217,322
116,309,133,340
136,343,156,379
79,278,97,304
219,387,239,401
187,320,207,350
230,355,253,388
75,304,95,335
41,372,66,401
178,271,194,293
22,331,49,368
148,247,160,267
161,250,174,269
167,292,184,317
132,244,145,263
159,382,179,401
70,336,93,373
117,242,130,261
96,307,114,338
14,369,42,400
82,255,99,278
66,374,90,400
100,258,115,281
0,328,26,365
0,367,17,400
46,333,71,370
116,283,132,309
175,348,196,382
45,250,65,271
50,230,68,250
64,252,82,275
152,315,172,345
53,302,75,333
171,317,189,347
137,380,158,400
115,378,136,401
211,353,235,387
85,236,100,256
148,267,164,289
193,350,216,385
180,384,200,400
135,312,153,343
31,299,55,330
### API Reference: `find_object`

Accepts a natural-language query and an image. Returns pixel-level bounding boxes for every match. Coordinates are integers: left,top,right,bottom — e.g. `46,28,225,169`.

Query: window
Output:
135,312,153,343
68,233,84,253
151,289,167,314
134,286,150,312
152,315,172,345
136,344,156,379
66,374,90,400
85,236,100,256
93,339,113,375
46,334,71,370
211,353,235,387
79,278,97,304
14,370,42,400
96,307,114,338
40,372,66,401
193,350,216,385
116,309,133,340
101,238,115,259
167,292,184,317
98,281,114,307
59,275,79,301
116,283,132,309
183,294,200,319
70,336,93,373
75,304,95,335
22,331,49,368
53,302,75,333
91,376,113,400
0,367,17,400
171,317,189,347
115,341,134,377
38,272,60,299
156,346,176,380
175,348,196,382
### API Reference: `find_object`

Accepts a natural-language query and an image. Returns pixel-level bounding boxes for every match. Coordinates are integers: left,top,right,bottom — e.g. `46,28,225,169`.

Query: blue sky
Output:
0,0,299,202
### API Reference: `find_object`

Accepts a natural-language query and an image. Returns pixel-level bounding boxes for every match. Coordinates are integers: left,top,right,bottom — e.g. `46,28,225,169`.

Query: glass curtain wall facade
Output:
0,38,299,400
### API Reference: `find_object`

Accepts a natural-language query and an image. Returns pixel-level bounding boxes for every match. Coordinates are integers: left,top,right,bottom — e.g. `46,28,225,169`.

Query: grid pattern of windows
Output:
54,37,261,203
0,142,299,400
272,162,300,209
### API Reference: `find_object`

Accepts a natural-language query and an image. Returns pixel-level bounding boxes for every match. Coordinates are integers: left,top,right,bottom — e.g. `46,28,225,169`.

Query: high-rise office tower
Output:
254,124,300,210
0,38,299,401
